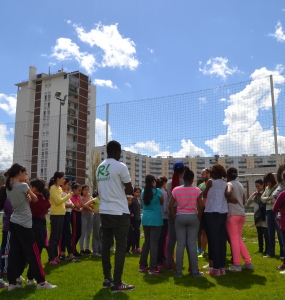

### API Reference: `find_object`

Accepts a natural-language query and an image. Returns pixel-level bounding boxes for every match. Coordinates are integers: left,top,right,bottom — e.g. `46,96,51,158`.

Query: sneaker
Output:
192,271,204,277
206,269,221,276
197,247,202,253
136,248,142,254
49,259,58,265
198,251,206,258
280,270,285,274
103,277,113,288
263,255,274,258
80,250,86,255
8,283,22,291
229,265,242,272
74,251,83,257
138,265,149,272
0,279,8,289
84,249,92,254
220,269,226,275
173,271,182,277
241,263,254,270
276,262,285,270
255,250,263,254
158,262,164,268
111,282,135,293
26,279,37,286
92,252,102,257
280,256,285,260
16,276,25,283
55,257,60,263
58,255,66,260
165,264,174,270
110,247,115,252
36,281,57,290
149,268,162,275
69,257,82,262
202,264,211,269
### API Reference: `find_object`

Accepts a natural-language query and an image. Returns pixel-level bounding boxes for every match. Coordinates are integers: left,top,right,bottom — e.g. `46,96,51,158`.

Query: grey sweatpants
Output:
92,213,102,253
175,214,200,275
79,216,93,250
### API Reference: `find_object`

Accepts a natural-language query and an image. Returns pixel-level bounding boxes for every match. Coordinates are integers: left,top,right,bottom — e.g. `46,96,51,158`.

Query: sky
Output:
1,0,285,168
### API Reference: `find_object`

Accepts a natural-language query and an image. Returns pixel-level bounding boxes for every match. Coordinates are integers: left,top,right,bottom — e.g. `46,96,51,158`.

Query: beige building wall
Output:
218,157,226,167
145,157,150,175
161,159,169,178
246,157,255,168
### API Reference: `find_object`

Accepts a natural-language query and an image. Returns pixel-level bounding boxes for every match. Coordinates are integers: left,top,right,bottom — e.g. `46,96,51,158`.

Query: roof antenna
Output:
48,66,50,75
61,65,64,72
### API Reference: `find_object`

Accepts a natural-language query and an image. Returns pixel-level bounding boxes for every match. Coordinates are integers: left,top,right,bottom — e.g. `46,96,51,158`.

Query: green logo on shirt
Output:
97,164,110,181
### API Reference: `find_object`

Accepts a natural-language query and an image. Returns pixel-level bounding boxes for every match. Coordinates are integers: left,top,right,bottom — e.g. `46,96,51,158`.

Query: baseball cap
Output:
173,161,185,171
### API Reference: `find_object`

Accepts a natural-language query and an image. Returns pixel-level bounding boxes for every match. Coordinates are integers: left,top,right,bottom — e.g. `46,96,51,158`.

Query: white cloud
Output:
125,82,131,88
0,124,14,169
220,98,227,102
148,48,154,54
205,67,285,156
95,118,113,146
199,57,239,80
269,21,285,43
51,38,97,74
124,139,208,157
74,22,139,70
0,94,17,115
94,79,117,89
66,20,72,24
199,97,207,104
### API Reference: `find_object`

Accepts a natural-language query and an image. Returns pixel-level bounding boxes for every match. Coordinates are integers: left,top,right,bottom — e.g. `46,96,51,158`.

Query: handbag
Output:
254,202,266,225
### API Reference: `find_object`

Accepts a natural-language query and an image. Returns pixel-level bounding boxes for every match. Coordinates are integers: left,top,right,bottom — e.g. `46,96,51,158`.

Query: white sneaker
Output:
8,283,22,291
26,279,37,286
241,263,254,270
280,270,285,274
36,281,57,290
16,276,25,283
92,252,102,256
202,264,210,269
229,265,242,272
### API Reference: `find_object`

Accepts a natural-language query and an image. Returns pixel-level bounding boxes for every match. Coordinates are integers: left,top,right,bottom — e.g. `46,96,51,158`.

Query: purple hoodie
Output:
3,199,13,232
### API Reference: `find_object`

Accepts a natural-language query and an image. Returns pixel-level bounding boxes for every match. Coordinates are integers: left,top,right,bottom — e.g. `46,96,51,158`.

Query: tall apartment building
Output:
14,66,96,184
94,146,285,195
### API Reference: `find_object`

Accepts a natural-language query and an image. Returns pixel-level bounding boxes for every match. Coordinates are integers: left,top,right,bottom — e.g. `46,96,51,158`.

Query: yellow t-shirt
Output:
49,185,72,215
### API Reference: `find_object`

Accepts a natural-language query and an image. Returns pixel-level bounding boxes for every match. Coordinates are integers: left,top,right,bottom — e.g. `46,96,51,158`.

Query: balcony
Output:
69,87,78,94
67,119,77,127
66,143,77,151
68,110,78,118
69,75,79,87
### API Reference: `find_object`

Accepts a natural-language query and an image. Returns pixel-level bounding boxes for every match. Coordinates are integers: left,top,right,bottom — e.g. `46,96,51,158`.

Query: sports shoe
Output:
55,257,60,263
84,249,92,254
206,269,221,276
110,247,115,252
26,279,37,286
241,263,254,270
102,277,113,288
0,279,8,289
69,257,82,262
16,276,25,283
80,250,86,255
263,255,274,258
158,262,164,268
58,255,66,260
276,262,285,270
229,265,242,272
280,270,285,274
165,264,174,270
198,251,206,258
92,252,102,257
138,265,149,272
8,283,22,291
197,247,202,253
36,281,57,290
280,256,284,260
220,269,226,275
111,282,134,292
192,271,204,277
202,264,211,269
49,259,58,265
173,271,182,277
149,268,162,275
74,251,83,257
136,248,142,254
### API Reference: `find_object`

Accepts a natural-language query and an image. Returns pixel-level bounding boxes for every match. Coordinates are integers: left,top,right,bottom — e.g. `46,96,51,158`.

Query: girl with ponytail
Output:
48,171,72,265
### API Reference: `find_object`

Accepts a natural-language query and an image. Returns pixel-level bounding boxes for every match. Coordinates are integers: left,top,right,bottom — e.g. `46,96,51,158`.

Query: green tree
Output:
86,148,101,192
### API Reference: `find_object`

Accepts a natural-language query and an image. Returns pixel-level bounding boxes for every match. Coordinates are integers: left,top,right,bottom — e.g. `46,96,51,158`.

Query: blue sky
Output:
1,0,285,168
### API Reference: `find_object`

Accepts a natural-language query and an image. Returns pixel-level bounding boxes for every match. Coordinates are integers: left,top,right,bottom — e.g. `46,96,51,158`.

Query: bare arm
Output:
169,196,176,220
124,182,133,196
27,188,38,203
203,180,212,199
83,199,98,213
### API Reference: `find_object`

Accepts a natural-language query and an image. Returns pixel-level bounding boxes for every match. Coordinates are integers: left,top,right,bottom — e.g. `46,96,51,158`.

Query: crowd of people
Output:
1,139,285,293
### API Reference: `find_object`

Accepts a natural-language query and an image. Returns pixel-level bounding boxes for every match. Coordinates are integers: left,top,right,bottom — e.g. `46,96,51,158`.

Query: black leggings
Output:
71,211,82,254
131,219,141,250
256,226,268,253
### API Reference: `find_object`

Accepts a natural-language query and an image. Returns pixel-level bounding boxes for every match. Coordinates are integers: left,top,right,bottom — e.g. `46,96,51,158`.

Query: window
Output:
64,74,67,79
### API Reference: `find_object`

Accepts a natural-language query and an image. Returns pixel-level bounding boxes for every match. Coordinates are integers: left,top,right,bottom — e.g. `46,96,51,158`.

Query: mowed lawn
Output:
0,220,284,300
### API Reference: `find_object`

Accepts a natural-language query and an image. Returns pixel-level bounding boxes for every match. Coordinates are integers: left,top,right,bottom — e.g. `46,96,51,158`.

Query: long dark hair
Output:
5,163,27,191
276,164,285,184
48,171,65,189
264,173,277,187
71,181,81,191
30,178,50,201
143,174,156,206
0,186,6,211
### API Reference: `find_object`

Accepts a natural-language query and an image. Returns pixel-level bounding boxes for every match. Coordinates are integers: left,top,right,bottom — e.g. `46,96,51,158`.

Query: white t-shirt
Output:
96,158,131,215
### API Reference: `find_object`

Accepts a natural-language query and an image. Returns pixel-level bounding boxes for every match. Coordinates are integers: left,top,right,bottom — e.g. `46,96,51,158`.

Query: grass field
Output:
0,219,284,300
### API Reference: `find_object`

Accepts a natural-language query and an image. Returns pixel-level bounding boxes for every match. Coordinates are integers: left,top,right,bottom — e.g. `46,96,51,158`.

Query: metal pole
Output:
270,75,279,167
57,102,61,171
105,103,109,159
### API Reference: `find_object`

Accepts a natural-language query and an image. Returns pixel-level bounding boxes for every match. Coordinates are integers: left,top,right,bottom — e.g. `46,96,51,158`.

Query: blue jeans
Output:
266,210,284,257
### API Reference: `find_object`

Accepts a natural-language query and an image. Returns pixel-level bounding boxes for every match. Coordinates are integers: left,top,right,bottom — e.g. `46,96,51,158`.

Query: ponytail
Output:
48,171,65,189
143,174,156,206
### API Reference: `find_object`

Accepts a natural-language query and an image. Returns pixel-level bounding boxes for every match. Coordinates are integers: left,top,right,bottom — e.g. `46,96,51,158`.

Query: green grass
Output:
0,220,284,300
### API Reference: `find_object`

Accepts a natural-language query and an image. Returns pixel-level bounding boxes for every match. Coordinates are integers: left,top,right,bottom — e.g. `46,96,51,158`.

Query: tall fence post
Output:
270,75,279,167
105,103,109,159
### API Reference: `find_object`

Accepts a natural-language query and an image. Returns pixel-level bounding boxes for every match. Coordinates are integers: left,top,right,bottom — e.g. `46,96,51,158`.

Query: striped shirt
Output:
172,186,201,215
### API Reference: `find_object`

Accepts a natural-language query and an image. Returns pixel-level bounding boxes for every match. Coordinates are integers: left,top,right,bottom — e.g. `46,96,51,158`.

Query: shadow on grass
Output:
211,270,266,289
142,272,170,284
173,274,216,289
93,288,131,300
0,286,38,300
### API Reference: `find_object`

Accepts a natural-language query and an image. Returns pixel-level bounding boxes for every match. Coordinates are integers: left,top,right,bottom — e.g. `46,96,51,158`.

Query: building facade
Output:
14,66,96,184
94,146,285,196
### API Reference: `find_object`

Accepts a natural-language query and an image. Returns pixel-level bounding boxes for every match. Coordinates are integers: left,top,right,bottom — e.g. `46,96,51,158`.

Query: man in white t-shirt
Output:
96,140,134,292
